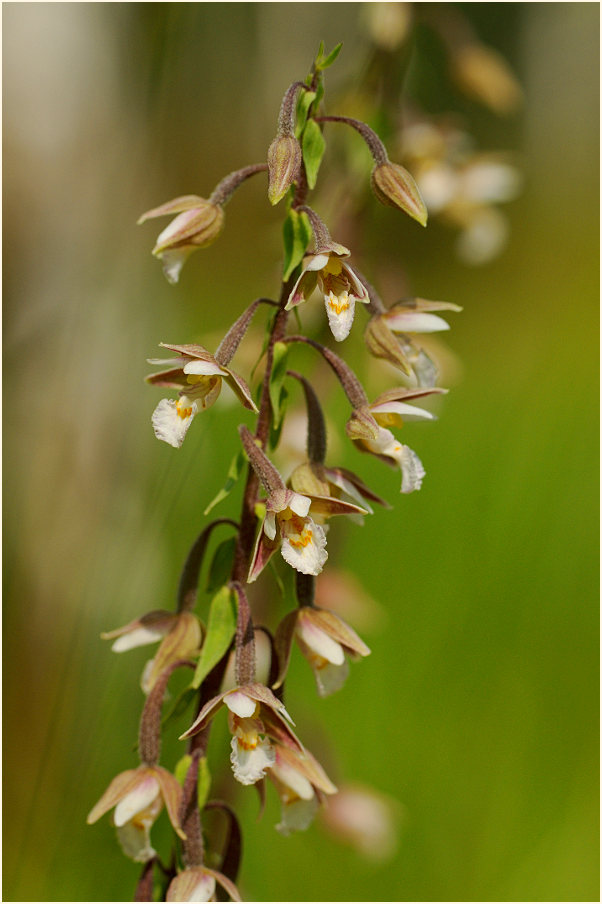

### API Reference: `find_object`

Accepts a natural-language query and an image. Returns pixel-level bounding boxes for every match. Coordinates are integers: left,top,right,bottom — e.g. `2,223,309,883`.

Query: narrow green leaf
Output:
282,209,312,281
302,119,326,190
192,586,237,689
204,450,246,516
206,536,237,593
268,386,288,452
269,342,289,428
175,754,193,786
197,757,211,809
162,686,197,730
318,42,343,70
295,90,317,139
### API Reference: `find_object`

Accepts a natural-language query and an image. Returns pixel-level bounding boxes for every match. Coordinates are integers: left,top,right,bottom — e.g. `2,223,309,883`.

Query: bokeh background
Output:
3,3,599,902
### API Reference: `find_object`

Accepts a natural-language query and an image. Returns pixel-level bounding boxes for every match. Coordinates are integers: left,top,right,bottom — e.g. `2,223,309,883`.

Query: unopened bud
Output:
371,161,428,227
267,134,302,205
364,316,412,375
138,196,225,284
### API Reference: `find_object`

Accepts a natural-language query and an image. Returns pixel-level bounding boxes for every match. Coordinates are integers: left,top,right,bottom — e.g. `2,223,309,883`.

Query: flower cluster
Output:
87,41,476,902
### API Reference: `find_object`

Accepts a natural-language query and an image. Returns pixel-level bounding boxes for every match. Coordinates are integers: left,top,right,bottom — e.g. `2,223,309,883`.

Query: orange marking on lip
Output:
328,296,350,315
237,737,259,751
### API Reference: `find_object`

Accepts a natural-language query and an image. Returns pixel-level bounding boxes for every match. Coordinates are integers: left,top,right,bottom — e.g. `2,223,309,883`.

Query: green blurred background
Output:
3,3,599,901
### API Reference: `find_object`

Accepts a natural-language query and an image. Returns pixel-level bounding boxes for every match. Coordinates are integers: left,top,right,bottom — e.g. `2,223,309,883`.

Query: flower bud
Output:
138,195,225,284
371,161,428,227
267,134,302,205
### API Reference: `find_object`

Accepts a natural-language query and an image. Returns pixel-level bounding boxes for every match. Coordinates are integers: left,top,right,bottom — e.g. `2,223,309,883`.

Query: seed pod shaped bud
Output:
138,196,225,284
267,134,302,205
371,161,428,227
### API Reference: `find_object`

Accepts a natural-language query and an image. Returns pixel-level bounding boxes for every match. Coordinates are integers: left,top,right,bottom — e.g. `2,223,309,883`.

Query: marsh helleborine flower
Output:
147,343,257,448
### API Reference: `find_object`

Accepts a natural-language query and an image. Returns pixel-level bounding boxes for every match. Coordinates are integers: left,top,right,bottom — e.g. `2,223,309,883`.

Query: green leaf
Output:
175,754,193,786
197,757,211,809
206,536,237,593
204,450,246,516
269,342,289,428
295,90,317,139
192,586,237,689
302,119,326,190
282,208,312,281
318,42,343,70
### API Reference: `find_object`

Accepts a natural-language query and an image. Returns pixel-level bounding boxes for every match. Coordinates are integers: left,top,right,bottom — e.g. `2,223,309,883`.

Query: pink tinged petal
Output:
264,512,277,541
110,625,168,653
399,445,425,494
296,617,346,665
370,400,437,423
167,869,217,903
324,290,356,342
222,370,259,412
87,769,142,824
210,869,242,903
224,690,257,718
285,268,319,310
180,691,229,740
230,734,275,785
138,195,206,223
152,398,196,448
116,819,157,863
113,775,161,827
273,610,299,689
307,608,371,658
276,795,319,835
153,767,186,839
383,311,451,333
271,755,314,801
157,248,196,285
183,360,226,376
247,526,279,583
341,264,370,303
147,355,190,366
154,208,208,251
280,516,328,576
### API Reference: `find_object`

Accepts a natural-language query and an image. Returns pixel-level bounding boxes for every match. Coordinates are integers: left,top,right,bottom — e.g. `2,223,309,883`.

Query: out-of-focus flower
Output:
365,2,413,52
451,42,523,115
166,867,241,902
401,119,522,265
147,343,257,449
102,610,202,695
320,784,400,861
138,195,225,284
180,683,301,787
275,605,370,697
87,765,184,862
314,569,385,631
285,242,370,342
268,743,337,835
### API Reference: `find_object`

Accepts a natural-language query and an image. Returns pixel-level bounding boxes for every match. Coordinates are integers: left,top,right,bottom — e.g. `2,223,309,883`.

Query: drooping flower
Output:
346,386,444,494
275,605,371,697
166,867,241,902
268,742,337,835
320,783,400,862
180,683,301,788
365,297,461,385
147,343,257,448
288,460,389,525
285,242,370,342
138,195,225,284
87,765,185,862
102,610,202,694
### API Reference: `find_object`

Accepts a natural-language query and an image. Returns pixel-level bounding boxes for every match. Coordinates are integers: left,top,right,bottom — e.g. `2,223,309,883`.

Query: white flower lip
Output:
230,735,275,785
152,398,197,448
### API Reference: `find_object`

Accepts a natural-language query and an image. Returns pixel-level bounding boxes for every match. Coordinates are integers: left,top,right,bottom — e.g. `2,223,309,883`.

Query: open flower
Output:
285,242,369,342
180,683,302,787
275,605,370,697
268,742,337,835
87,765,185,862
138,195,225,284
347,387,444,493
289,460,389,525
166,867,241,902
148,343,257,448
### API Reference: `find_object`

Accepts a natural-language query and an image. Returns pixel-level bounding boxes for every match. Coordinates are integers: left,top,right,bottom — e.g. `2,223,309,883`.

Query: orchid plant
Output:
88,43,461,902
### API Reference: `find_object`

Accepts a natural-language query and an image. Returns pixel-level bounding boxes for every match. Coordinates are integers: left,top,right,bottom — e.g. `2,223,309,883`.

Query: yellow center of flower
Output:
327,290,350,315
322,256,343,276
287,514,313,549
176,400,193,419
